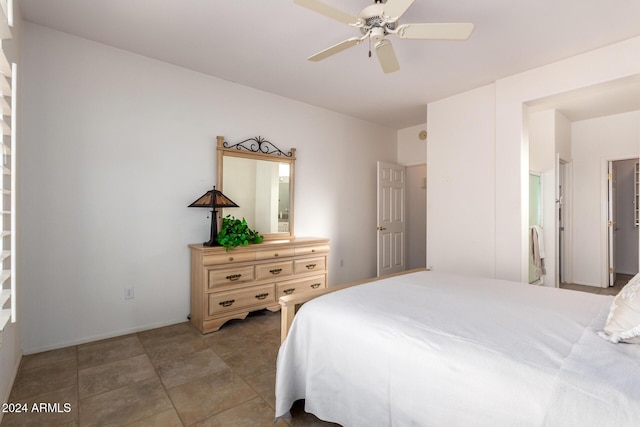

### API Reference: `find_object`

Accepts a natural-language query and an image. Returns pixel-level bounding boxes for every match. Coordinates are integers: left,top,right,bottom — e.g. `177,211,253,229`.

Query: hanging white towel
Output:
530,226,546,278
532,225,545,259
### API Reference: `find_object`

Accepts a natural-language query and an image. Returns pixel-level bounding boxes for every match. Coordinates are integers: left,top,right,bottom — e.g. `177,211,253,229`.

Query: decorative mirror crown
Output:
222,136,294,157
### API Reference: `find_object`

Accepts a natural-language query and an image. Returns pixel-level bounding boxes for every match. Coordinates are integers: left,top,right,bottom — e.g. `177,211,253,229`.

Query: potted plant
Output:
216,215,264,250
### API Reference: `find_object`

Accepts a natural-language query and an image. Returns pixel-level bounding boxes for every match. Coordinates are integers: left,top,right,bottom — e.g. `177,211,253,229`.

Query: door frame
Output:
557,159,572,286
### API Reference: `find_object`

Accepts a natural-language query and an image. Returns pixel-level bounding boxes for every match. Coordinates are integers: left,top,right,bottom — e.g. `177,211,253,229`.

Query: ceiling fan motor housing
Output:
358,3,398,41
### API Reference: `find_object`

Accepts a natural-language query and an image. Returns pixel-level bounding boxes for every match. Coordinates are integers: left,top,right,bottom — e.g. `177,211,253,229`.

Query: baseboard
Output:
22,317,190,355
571,280,602,288
0,352,22,424
615,271,636,276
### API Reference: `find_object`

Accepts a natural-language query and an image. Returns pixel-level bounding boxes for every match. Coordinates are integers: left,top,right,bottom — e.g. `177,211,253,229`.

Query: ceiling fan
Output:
294,0,474,73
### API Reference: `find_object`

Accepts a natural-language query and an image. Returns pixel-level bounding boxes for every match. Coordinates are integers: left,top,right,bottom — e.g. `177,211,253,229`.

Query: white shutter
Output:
0,0,14,331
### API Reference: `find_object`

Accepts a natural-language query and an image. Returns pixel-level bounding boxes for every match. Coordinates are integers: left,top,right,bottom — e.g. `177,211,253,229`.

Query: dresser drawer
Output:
277,275,326,298
256,261,294,280
203,251,255,266
294,256,326,274
208,284,275,316
190,239,330,333
294,244,330,256
255,247,295,260
208,266,255,289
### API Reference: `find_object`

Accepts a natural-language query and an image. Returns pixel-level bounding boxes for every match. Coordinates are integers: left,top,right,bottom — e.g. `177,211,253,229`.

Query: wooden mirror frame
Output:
216,135,296,240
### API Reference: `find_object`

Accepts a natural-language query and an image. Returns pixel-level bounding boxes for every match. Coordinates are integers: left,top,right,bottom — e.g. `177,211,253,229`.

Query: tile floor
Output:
0,311,336,427
559,273,630,296
2,275,629,426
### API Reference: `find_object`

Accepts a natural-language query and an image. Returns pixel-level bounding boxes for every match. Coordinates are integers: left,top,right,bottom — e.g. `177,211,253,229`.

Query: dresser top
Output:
189,237,329,253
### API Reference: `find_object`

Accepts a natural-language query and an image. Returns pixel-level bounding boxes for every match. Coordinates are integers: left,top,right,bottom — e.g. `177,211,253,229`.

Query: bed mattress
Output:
275,271,640,426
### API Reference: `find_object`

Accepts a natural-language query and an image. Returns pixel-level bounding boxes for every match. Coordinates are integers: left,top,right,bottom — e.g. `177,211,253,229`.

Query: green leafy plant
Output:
216,215,264,250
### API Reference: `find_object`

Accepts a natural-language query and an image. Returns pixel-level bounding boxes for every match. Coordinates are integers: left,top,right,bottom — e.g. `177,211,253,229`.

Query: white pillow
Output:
600,273,640,344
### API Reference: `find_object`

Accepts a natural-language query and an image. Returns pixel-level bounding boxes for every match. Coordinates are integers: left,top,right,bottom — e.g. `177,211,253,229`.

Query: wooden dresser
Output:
189,237,329,333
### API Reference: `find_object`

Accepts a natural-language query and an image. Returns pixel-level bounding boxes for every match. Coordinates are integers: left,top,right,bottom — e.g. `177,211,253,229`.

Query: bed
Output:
275,269,640,426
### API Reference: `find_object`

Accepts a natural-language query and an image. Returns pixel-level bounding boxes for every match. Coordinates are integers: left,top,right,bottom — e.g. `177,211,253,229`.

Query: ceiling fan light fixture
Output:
369,26,386,43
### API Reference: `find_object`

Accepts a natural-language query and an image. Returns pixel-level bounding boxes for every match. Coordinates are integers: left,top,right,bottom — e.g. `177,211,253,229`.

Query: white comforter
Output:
275,271,640,426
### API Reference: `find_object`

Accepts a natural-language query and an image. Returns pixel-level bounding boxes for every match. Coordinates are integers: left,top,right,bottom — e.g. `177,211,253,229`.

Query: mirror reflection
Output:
222,156,291,234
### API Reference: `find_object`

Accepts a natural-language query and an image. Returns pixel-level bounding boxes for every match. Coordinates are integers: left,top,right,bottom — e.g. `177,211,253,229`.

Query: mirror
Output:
217,136,296,240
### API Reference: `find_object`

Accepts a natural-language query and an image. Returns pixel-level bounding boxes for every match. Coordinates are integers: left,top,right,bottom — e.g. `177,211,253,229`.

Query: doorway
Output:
607,158,639,286
406,164,426,270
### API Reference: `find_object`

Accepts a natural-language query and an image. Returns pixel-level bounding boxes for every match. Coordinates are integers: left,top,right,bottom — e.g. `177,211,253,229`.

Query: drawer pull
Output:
311,249,316,253
219,299,235,307
305,263,317,270
255,293,269,300
226,274,242,281
283,288,295,295
269,268,283,275
229,257,234,261
274,253,279,257
311,283,320,289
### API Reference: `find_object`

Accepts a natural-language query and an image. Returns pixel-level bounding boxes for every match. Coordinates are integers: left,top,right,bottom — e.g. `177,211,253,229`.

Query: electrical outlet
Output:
124,287,134,299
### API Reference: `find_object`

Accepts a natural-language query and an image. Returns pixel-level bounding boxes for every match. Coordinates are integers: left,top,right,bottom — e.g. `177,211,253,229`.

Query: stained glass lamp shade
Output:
188,186,239,246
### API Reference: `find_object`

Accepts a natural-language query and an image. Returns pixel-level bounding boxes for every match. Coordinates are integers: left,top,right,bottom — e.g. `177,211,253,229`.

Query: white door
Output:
608,161,617,287
377,162,406,276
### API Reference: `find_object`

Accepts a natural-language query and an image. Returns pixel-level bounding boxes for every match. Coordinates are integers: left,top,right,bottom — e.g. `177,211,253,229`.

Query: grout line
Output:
5,313,289,426
135,329,187,427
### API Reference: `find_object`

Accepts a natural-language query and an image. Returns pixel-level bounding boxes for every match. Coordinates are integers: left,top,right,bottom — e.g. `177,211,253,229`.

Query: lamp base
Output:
203,208,220,247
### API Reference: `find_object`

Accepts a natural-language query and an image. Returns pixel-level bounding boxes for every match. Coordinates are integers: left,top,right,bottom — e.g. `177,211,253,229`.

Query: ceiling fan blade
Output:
294,0,358,25
395,23,474,40
375,40,400,74
308,37,363,62
383,0,415,21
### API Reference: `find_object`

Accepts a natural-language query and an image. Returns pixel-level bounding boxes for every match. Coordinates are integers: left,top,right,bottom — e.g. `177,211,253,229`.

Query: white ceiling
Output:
528,75,640,122
18,0,640,129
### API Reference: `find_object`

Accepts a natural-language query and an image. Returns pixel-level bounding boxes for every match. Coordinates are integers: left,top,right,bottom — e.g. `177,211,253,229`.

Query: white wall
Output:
556,112,572,163
21,23,397,353
571,111,640,286
397,124,426,166
427,84,497,277
428,35,640,283
529,110,556,173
